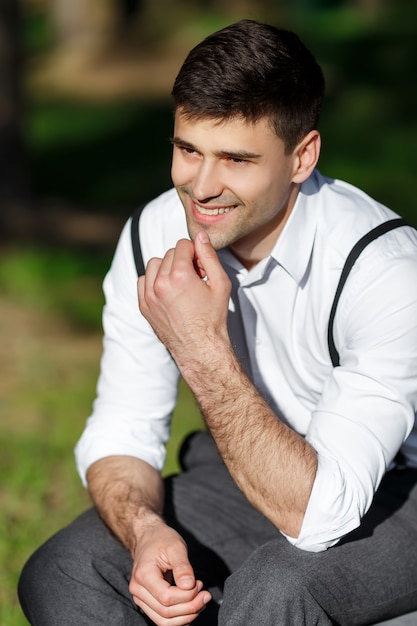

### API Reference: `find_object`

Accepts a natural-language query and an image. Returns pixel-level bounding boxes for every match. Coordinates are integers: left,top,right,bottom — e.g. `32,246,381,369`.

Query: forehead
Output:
173,111,284,153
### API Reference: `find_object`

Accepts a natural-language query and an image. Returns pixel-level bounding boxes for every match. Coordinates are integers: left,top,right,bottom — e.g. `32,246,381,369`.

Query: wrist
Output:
131,508,166,555
179,338,243,404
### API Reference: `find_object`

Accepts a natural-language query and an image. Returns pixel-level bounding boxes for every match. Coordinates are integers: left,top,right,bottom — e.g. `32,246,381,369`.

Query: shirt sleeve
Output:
75,218,180,486
288,240,417,551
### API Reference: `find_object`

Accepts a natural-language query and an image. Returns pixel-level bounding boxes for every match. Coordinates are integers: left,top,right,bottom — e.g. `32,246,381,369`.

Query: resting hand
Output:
129,519,211,625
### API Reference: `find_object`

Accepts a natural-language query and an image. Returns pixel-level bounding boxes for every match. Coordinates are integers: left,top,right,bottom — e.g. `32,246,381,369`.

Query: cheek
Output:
243,178,276,208
241,165,278,195
171,154,196,188
171,156,181,185
259,171,288,202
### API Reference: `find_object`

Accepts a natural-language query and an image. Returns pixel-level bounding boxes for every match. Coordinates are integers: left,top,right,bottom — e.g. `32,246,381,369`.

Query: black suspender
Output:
130,204,146,277
327,218,409,367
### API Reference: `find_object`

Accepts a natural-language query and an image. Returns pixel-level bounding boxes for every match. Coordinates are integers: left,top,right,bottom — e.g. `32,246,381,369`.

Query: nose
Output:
192,160,224,202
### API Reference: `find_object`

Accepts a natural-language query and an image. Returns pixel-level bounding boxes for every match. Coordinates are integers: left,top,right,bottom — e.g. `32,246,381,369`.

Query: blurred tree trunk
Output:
0,0,28,207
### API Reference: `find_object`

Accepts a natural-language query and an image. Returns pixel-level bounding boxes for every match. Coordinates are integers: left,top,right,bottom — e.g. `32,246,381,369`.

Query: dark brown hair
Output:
172,20,325,153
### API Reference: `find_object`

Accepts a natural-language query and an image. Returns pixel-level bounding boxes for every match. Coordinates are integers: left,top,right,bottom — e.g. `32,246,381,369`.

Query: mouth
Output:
194,202,237,216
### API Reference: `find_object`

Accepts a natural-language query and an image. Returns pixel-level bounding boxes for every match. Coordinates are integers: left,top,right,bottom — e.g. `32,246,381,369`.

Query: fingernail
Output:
180,576,195,588
198,231,210,244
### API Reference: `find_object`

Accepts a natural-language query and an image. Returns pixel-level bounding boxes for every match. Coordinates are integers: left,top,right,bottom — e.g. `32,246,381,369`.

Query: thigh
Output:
331,467,417,623
18,508,146,626
220,468,417,626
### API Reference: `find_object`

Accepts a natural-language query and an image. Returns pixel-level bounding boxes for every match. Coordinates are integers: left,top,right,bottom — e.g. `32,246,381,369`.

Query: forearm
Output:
87,455,165,554
178,338,317,538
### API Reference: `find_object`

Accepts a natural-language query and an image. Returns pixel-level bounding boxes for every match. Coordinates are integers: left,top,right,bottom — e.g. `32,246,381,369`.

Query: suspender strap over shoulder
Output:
130,204,146,277
327,217,409,367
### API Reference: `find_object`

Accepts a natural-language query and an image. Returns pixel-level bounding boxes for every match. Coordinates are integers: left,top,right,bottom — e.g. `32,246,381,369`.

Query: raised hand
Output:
137,231,231,366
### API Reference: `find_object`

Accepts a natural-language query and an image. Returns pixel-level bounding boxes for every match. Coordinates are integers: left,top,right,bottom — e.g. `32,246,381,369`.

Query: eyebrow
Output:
170,136,261,160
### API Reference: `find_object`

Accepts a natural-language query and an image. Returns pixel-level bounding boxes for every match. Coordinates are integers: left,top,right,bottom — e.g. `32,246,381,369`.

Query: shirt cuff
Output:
282,452,362,552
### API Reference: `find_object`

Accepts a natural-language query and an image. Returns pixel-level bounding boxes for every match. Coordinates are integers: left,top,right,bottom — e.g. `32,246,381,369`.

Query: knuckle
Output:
170,266,188,283
153,274,169,297
159,587,174,608
157,605,173,623
177,238,193,250
146,255,160,268
128,579,138,598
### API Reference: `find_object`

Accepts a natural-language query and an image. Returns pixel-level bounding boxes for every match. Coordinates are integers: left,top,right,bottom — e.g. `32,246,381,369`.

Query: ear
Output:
291,131,321,184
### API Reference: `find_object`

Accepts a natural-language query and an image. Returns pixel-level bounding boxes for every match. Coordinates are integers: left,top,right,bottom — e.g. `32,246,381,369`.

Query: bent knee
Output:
219,541,336,625
222,540,324,610
18,538,65,622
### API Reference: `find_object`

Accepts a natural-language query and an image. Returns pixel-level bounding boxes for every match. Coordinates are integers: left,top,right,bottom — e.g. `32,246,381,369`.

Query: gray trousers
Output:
18,432,417,625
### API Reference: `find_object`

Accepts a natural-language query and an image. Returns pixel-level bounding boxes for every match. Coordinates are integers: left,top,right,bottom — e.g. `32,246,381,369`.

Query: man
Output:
18,19,417,626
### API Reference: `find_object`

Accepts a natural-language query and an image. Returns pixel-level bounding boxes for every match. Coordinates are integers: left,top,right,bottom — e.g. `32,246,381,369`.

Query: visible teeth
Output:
196,204,234,215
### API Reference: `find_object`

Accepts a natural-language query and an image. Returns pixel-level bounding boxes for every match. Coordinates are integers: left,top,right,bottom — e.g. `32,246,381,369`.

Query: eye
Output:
170,139,200,157
226,156,248,165
177,145,200,158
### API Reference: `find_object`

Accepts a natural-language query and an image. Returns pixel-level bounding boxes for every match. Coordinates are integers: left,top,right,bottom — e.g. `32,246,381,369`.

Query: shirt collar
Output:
219,171,320,285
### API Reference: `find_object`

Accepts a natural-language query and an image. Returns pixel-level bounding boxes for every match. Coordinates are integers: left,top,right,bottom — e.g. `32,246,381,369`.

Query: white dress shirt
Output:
75,169,417,552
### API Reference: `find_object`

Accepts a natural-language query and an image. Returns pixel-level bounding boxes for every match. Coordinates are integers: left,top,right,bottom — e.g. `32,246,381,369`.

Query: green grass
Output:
0,246,108,328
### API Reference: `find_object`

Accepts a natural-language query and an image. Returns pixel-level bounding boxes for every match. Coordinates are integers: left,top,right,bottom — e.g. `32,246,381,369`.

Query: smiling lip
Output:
194,201,237,217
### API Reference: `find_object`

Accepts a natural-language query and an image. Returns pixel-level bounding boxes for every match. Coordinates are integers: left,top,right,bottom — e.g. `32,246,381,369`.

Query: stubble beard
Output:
185,211,247,252
179,188,245,252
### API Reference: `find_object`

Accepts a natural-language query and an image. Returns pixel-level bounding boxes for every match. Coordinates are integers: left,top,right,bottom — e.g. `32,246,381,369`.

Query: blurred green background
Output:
1,0,416,623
